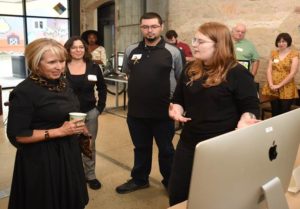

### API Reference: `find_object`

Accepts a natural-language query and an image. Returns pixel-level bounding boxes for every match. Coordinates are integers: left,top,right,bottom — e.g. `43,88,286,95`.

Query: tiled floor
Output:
0,90,180,209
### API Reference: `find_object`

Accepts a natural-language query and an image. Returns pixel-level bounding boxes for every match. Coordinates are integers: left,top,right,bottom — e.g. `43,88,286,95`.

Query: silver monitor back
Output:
187,108,300,209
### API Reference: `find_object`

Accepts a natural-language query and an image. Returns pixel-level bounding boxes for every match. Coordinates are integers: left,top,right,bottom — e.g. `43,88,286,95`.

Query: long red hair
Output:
187,22,237,87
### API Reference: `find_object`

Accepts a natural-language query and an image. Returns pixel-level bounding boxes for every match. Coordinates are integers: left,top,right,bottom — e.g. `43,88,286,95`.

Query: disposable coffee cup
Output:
69,112,87,122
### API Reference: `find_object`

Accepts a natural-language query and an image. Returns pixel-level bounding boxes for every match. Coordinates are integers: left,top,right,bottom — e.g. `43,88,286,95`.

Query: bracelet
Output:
44,130,50,140
248,112,256,119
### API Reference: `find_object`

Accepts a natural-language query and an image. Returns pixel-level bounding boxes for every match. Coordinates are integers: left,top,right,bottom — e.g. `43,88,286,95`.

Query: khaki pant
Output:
82,107,100,180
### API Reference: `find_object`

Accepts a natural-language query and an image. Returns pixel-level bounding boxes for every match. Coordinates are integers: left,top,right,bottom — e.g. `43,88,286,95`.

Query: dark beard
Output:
145,36,159,43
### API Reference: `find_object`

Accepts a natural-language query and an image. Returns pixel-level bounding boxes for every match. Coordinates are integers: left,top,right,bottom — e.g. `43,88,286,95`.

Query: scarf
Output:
29,73,66,92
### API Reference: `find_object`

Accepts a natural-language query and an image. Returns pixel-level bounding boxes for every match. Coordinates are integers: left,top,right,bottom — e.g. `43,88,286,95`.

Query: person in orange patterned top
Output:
262,33,299,116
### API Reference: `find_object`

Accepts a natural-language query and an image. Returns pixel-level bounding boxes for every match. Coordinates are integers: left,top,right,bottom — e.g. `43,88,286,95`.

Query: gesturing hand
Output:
169,103,192,123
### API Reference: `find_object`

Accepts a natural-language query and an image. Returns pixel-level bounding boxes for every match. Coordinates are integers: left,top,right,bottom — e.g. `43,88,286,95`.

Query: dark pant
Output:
127,116,175,186
168,140,195,206
271,99,294,116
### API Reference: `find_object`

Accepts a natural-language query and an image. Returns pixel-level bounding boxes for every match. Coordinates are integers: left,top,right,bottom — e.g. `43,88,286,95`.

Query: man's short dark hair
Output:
275,33,292,47
166,30,178,39
140,12,163,25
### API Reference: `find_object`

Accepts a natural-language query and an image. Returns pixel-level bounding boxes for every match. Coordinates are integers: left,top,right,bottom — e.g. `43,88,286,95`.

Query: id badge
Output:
131,54,142,64
88,74,97,81
236,47,243,52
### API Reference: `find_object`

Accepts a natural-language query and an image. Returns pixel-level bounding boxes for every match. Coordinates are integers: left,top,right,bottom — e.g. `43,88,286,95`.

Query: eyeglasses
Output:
191,37,214,46
140,25,161,30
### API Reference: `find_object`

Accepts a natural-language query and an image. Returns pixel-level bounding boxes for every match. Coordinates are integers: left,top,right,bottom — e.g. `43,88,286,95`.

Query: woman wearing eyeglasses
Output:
168,22,260,206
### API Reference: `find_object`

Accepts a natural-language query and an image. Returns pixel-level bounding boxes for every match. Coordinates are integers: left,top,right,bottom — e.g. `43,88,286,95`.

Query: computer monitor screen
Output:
187,109,300,209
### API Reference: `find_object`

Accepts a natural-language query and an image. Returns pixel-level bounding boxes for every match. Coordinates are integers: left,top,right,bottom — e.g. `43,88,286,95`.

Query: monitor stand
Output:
261,177,289,209
288,166,300,193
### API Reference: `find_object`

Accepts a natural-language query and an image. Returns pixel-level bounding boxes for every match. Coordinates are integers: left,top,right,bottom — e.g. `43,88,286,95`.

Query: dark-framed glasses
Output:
140,25,161,30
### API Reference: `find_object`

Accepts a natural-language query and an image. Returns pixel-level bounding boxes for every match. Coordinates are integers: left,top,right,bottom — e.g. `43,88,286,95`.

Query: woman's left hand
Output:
270,84,281,91
237,112,260,129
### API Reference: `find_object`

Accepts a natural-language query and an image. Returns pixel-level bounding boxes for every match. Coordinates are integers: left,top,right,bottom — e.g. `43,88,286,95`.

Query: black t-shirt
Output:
6,78,89,208
66,61,107,113
172,63,260,147
7,78,80,144
124,38,183,118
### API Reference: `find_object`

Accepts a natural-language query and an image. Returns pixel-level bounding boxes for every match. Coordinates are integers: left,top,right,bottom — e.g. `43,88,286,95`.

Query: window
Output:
0,0,70,88
26,0,69,18
0,1,23,15
27,17,69,44
0,16,25,54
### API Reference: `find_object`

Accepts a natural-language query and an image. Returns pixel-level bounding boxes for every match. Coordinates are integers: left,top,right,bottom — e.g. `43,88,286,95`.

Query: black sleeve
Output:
179,49,186,67
228,65,260,118
171,68,186,109
94,64,107,113
6,88,34,148
122,48,130,74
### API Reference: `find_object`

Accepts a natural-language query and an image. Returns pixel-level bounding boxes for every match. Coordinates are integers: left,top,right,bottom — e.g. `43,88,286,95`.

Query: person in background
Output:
115,12,183,194
166,29,194,62
81,30,107,66
262,33,299,116
64,36,107,190
7,38,89,209
232,23,260,76
168,22,260,206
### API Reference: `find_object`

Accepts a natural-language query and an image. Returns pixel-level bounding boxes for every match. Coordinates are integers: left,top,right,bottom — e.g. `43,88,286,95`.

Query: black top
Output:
66,61,107,113
173,63,260,148
7,77,88,209
123,38,183,118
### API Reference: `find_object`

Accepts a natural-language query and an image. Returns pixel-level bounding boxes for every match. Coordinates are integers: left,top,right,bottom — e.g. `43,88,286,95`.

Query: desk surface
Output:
168,195,300,209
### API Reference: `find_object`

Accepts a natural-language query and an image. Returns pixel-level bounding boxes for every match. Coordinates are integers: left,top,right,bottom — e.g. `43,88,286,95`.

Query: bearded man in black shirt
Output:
115,12,183,194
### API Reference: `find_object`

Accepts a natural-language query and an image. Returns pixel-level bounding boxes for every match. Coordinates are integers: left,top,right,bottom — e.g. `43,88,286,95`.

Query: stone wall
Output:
80,0,300,86
80,0,112,32
80,0,168,53
168,0,300,86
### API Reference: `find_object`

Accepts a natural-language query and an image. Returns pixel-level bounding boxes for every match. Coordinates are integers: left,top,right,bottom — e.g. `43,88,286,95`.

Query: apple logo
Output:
268,140,278,161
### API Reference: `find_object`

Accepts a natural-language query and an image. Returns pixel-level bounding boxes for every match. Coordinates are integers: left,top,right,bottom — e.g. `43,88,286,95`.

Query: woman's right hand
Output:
169,103,191,123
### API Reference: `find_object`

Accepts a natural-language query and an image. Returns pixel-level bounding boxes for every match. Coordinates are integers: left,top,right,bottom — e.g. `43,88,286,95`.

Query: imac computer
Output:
187,108,300,209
